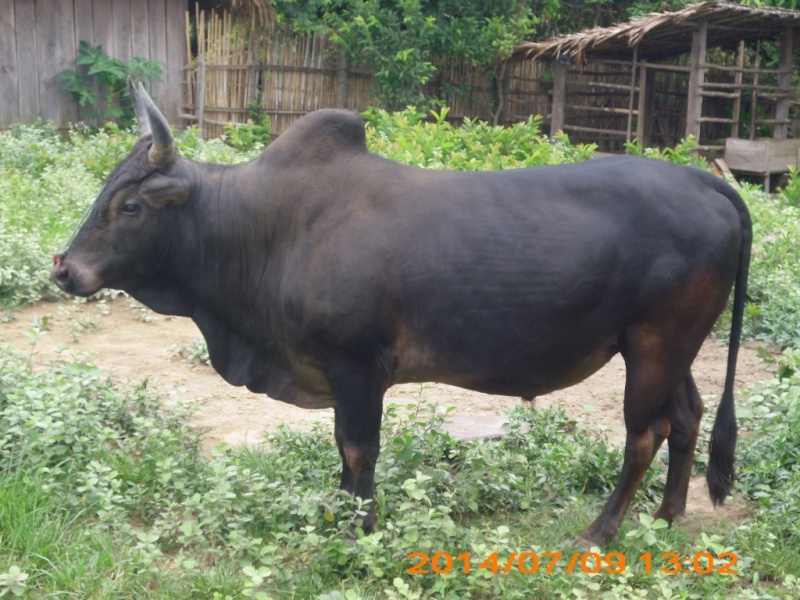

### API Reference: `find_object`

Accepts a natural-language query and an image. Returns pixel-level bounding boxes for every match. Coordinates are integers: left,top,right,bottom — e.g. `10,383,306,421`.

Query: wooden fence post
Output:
636,62,653,146
749,41,761,140
499,61,512,126
336,48,348,108
197,55,206,137
774,26,794,139
550,59,567,135
626,46,638,142
731,40,745,139
685,20,708,140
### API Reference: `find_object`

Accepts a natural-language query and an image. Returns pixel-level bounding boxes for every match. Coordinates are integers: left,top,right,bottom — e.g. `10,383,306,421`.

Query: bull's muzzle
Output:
50,252,104,297
51,251,76,294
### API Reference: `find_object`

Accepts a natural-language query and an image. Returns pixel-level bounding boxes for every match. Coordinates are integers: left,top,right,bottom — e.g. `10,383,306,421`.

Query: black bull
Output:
52,82,751,546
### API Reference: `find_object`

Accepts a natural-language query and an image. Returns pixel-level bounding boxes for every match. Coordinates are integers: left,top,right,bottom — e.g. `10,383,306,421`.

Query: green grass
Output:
0,461,146,598
1,343,799,598
1,110,800,598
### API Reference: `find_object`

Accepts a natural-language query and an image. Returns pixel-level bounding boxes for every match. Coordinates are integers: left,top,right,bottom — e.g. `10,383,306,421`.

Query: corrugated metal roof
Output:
514,2,800,64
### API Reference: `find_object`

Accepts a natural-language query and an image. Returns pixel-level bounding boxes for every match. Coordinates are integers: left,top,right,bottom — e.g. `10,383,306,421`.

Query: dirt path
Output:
0,296,773,524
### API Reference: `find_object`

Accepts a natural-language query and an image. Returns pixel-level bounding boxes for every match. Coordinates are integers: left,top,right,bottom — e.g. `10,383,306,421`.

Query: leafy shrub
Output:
735,349,800,576
0,231,59,308
55,41,164,129
174,126,264,163
68,122,138,179
734,185,800,348
364,106,597,169
223,120,272,152
777,165,800,207
624,136,709,169
223,100,273,151
0,119,66,176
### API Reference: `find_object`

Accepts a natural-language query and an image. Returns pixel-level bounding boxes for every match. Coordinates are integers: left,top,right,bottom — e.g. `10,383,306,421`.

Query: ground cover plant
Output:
1,110,799,598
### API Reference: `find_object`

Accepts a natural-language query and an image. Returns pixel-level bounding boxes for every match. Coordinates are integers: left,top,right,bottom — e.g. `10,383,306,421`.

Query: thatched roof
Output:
514,2,800,64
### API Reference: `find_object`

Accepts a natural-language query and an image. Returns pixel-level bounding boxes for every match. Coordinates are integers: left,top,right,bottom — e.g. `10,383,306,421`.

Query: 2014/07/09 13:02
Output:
407,551,739,576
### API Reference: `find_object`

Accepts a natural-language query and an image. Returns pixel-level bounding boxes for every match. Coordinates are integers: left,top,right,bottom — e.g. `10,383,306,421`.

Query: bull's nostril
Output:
51,253,69,282
52,254,63,277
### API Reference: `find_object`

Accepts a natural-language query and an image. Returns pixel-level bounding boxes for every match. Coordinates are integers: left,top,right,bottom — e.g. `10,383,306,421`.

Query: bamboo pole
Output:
185,9,194,109
626,45,638,141
750,41,760,140
774,26,793,139
197,55,206,136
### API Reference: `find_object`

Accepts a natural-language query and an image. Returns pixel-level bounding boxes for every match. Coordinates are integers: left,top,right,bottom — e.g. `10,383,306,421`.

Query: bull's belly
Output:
394,342,620,398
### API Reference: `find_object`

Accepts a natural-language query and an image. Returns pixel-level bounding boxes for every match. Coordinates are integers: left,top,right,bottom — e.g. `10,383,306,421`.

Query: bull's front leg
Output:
327,357,386,534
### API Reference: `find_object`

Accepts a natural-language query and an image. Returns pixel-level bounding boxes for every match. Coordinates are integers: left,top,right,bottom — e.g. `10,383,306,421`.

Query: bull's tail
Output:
707,179,752,504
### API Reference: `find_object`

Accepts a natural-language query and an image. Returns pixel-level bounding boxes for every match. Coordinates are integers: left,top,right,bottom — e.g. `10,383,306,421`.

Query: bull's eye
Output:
122,203,140,216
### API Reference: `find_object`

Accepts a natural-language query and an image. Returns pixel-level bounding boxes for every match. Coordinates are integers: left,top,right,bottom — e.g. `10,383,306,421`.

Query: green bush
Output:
0,231,59,308
223,100,273,151
364,106,596,169
778,165,800,208
735,349,800,577
624,136,709,169
0,120,67,176
54,40,164,129
735,184,800,348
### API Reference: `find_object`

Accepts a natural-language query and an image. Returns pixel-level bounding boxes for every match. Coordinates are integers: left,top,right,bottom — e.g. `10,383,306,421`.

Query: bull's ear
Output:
136,82,175,164
129,77,151,137
139,175,190,208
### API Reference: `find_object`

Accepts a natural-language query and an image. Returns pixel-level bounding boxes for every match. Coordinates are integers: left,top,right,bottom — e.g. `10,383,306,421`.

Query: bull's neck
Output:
185,155,278,240
170,156,280,322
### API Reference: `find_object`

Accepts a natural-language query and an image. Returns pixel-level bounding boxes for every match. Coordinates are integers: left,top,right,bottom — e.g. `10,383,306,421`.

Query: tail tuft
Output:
706,388,737,504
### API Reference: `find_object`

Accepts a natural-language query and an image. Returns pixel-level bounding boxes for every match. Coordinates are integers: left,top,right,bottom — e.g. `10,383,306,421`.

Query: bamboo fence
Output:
182,7,550,138
184,8,262,137
181,3,799,153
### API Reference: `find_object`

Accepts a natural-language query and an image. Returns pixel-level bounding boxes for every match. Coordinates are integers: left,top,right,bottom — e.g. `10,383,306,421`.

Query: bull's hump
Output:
267,109,367,164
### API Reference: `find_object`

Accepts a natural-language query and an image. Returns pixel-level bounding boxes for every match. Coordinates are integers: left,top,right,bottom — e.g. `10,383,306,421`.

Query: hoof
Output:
652,509,681,524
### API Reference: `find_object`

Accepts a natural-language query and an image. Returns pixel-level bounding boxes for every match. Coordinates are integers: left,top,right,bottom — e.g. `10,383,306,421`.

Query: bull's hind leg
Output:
579,325,697,546
579,263,735,546
653,373,704,522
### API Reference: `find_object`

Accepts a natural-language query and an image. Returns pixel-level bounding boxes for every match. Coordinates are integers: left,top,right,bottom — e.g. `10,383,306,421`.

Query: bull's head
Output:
52,81,191,307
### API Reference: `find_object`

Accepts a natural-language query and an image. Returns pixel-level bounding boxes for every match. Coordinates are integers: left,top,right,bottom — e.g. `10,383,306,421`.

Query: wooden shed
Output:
513,2,800,184
0,0,186,129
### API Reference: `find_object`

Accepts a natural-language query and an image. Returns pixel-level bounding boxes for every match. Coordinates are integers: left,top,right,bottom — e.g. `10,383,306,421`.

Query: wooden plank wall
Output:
0,0,186,129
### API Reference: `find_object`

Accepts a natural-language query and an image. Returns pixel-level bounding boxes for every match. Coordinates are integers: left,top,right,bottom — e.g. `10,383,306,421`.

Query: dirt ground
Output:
0,296,773,525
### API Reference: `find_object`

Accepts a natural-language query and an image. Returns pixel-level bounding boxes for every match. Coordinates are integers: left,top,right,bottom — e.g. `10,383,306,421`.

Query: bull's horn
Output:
137,82,175,164
129,77,151,137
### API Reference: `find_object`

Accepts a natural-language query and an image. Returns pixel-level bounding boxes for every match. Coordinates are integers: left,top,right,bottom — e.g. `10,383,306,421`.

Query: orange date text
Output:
407,551,739,576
